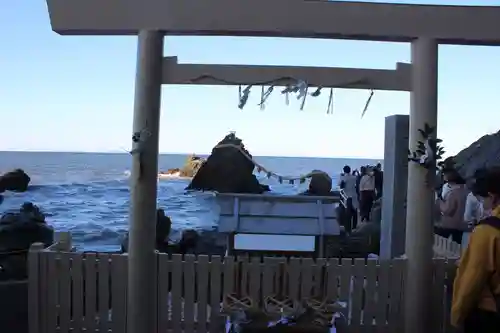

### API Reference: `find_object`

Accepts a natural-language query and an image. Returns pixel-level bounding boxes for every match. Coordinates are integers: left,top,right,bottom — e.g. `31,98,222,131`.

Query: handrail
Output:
339,189,348,208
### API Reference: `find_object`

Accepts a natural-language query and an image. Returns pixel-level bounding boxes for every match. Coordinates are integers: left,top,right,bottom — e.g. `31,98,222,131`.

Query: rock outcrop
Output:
0,202,54,280
159,155,206,178
452,130,500,179
186,133,270,193
159,168,181,176
179,155,205,177
0,169,30,193
301,170,339,197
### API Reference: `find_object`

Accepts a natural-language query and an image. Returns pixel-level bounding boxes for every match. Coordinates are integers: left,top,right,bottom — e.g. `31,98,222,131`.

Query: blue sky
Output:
1,1,500,158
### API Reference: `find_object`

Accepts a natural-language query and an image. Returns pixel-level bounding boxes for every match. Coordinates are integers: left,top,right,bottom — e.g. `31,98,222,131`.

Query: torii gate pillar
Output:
405,37,438,333
127,30,164,333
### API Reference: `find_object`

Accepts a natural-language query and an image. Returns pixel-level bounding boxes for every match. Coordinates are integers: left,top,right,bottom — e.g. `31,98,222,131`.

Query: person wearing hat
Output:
451,167,500,332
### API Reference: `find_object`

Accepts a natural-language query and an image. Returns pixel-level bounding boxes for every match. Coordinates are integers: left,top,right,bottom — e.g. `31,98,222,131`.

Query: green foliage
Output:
408,123,445,170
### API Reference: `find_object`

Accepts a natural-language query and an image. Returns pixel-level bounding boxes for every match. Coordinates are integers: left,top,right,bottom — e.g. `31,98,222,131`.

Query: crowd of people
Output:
337,162,500,330
337,163,383,228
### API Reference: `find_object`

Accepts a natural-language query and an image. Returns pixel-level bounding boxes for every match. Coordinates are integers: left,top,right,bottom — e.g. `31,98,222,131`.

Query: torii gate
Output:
45,1,500,333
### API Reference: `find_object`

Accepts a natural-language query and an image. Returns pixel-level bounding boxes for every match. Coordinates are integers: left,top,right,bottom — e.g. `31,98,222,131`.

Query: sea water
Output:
0,152,378,251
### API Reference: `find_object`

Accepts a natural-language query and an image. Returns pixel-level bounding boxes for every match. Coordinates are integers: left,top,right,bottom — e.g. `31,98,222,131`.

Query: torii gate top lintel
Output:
46,0,500,46
163,56,412,91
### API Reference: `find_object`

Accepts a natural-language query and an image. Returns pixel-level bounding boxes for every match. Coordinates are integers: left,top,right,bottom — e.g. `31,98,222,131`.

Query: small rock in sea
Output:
0,169,31,193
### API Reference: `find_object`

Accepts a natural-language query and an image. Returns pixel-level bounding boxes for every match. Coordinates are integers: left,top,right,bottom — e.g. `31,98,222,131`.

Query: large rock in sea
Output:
0,169,30,193
452,130,500,179
0,202,54,280
186,132,270,193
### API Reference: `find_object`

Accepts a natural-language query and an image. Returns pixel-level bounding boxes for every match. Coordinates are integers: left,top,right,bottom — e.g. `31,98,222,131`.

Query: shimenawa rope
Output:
213,143,330,185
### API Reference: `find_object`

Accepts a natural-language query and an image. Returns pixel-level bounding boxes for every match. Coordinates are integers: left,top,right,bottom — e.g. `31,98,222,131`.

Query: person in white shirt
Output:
359,168,376,222
463,191,484,227
338,165,359,231
338,165,358,209
441,182,452,200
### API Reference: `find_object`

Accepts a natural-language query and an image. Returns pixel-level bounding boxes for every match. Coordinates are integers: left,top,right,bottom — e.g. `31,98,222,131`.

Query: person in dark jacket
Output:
373,163,383,199
451,167,500,332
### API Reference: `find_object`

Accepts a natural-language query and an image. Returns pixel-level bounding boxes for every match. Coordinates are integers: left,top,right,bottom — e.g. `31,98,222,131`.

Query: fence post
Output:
28,243,45,333
54,232,73,251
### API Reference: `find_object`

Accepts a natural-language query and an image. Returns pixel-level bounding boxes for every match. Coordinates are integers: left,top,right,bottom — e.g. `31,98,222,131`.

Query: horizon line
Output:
0,150,383,160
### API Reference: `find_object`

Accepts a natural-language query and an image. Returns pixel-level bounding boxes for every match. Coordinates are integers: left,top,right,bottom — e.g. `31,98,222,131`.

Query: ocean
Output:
0,152,379,252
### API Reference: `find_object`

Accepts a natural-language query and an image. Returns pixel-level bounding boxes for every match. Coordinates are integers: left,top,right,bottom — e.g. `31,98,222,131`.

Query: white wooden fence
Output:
433,234,461,259
28,242,458,333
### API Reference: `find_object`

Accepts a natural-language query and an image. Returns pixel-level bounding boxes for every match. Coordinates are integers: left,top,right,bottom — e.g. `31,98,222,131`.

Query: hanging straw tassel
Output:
361,89,374,118
326,88,334,114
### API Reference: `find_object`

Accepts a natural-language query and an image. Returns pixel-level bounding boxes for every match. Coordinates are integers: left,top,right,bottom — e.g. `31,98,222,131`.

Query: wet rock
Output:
166,229,226,256
0,202,54,280
0,169,30,193
121,209,172,253
187,132,269,193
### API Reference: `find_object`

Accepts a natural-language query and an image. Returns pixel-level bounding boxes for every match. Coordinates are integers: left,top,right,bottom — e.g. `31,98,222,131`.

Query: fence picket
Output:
288,258,301,300
196,255,209,333
46,251,58,333
28,244,43,333
262,257,275,299
326,258,340,302
110,254,127,333
432,259,447,333
339,258,352,320
300,258,314,299
157,253,170,332
70,252,84,333
444,260,458,333
183,255,196,333
376,260,390,332
350,259,365,328
97,253,111,332
209,256,222,333
313,258,326,298
363,259,378,326
388,259,405,333
58,252,72,333
171,254,183,333
248,256,261,303
84,253,97,333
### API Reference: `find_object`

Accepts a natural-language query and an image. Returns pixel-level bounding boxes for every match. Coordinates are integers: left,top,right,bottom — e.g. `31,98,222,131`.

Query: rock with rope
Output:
0,202,54,280
0,169,31,193
186,132,270,193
